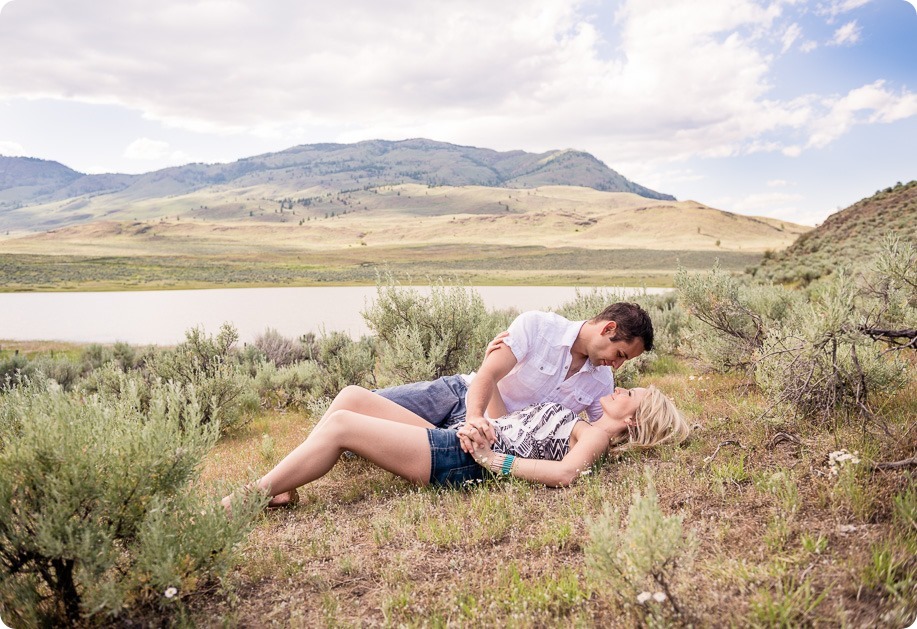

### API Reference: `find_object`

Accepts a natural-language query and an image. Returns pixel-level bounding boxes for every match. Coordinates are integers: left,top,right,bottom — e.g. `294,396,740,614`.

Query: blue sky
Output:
0,0,915,226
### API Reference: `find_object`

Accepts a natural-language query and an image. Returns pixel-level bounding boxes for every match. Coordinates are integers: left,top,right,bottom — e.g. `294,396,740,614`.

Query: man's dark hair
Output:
591,302,654,352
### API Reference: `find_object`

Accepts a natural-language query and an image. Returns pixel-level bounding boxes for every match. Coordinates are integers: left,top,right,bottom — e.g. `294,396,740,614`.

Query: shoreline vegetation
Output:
0,248,762,292
0,271,914,626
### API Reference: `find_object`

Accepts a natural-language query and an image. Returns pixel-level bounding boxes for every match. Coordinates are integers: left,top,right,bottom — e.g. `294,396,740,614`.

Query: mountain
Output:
0,139,675,231
755,180,917,284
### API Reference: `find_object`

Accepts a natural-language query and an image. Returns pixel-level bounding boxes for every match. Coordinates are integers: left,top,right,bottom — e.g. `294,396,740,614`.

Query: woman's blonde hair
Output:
612,385,691,451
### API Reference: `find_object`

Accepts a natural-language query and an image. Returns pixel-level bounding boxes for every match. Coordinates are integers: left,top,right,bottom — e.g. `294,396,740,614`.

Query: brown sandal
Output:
267,489,300,509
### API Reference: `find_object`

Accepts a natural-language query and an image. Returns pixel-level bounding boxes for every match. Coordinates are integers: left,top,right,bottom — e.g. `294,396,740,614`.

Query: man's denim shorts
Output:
427,427,485,486
376,375,469,428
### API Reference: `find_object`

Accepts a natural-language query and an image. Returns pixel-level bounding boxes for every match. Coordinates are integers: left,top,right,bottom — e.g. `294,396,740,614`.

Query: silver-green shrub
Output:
148,324,251,433
252,327,308,367
313,331,376,396
586,469,696,623
756,268,909,424
251,359,323,409
0,379,263,625
29,355,83,391
554,287,633,321
680,237,915,426
363,280,510,386
676,264,802,371
0,354,33,389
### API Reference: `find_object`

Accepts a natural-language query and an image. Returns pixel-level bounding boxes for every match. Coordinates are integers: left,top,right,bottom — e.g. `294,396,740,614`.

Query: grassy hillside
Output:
1,186,806,254
756,180,917,284
0,139,676,231
0,185,807,290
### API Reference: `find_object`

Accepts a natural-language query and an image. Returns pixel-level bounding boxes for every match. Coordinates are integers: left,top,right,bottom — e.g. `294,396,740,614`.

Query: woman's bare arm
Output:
472,422,609,487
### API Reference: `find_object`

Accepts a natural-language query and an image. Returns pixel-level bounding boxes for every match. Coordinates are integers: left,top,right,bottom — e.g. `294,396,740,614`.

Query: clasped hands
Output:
457,415,496,454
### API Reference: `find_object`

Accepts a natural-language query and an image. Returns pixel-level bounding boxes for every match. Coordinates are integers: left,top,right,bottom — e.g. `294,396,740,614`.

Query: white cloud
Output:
0,139,24,155
767,179,789,187
728,191,807,221
829,20,861,45
781,23,802,53
807,80,917,148
800,40,819,52
123,137,171,160
0,0,912,179
817,0,872,20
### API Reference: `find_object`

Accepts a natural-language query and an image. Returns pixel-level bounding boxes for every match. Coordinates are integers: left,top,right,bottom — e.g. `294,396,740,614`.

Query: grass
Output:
172,358,917,627
0,247,763,291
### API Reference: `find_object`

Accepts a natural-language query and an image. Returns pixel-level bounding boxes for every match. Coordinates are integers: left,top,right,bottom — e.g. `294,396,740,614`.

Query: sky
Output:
0,0,915,226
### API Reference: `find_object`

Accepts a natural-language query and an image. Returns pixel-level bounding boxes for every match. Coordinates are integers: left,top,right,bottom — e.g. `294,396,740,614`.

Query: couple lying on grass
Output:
223,303,690,509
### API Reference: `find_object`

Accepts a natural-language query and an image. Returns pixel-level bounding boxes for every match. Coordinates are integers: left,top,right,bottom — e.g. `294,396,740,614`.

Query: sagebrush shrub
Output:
676,264,801,371
148,324,252,433
755,269,908,424
363,280,509,386
251,359,323,409
0,379,263,626
586,469,696,622
253,327,308,367
0,354,33,389
313,331,376,396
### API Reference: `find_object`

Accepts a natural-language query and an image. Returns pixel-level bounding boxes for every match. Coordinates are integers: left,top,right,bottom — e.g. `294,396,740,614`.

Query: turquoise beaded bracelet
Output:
501,454,515,475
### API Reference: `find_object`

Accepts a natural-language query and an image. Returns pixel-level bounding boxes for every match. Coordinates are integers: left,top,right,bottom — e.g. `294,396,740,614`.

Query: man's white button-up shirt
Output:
493,311,615,421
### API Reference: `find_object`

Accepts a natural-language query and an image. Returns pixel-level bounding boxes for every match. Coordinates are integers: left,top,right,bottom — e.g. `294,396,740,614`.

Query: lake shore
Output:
0,247,762,292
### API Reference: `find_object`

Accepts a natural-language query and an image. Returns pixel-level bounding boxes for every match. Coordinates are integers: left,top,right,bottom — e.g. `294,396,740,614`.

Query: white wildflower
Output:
828,449,861,476
579,468,592,476
652,591,667,603
164,587,178,599
637,591,652,604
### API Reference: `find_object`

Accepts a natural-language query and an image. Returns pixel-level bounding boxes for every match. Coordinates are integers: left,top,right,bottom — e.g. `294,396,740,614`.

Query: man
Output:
376,302,653,452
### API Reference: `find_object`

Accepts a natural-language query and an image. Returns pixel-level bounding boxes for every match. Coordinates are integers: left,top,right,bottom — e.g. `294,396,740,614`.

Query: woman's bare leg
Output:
224,409,434,509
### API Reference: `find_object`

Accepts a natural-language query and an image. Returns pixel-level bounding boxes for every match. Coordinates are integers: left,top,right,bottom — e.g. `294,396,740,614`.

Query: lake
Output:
0,286,668,345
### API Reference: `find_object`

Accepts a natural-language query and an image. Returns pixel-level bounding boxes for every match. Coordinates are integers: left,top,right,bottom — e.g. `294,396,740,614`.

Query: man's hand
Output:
485,331,510,357
456,415,496,453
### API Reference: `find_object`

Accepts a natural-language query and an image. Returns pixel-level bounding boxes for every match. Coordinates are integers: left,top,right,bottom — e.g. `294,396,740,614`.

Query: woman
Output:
224,383,690,509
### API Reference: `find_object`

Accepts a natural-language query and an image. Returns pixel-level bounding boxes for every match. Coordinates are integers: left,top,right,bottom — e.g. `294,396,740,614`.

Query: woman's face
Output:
600,387,647,420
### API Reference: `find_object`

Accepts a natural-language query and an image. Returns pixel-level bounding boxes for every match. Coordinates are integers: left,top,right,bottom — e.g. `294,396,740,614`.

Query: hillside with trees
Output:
756,180,917,284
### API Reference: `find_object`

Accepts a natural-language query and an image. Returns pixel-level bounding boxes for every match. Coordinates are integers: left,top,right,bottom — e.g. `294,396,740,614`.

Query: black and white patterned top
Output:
490,402,582,461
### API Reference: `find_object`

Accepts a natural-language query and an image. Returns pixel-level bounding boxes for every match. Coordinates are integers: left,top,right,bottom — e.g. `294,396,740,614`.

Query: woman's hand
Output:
470,443,496,468
457,415,496,453
485,331,510,357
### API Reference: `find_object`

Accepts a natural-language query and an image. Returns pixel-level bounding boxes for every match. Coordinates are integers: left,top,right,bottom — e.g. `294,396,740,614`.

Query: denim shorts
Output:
427,427,485,486
375,375,469,429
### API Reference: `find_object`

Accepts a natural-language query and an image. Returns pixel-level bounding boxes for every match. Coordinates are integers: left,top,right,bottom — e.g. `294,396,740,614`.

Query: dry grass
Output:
1,186,807,256
185,361,917,627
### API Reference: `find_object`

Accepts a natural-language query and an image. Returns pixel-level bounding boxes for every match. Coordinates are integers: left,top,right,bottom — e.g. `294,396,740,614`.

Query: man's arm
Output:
456,345,517,452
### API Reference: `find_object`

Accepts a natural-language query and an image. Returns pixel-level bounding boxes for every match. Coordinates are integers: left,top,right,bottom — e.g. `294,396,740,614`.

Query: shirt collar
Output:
562,320,584,349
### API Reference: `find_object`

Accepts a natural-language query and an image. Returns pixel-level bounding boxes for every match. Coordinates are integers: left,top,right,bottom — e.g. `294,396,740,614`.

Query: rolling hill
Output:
756,180,917,283
0,139,676,232
0,139,814,289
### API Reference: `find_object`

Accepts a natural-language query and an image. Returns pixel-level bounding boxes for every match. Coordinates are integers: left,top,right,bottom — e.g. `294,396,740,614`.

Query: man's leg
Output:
374,375,468,427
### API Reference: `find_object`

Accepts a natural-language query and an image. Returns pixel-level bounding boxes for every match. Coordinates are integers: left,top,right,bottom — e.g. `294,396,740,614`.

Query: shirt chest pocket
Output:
520,349,561,392
570,382,596,409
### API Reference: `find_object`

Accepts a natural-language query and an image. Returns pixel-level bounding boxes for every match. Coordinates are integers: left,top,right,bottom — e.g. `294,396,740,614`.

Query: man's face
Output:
588,321,645,370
